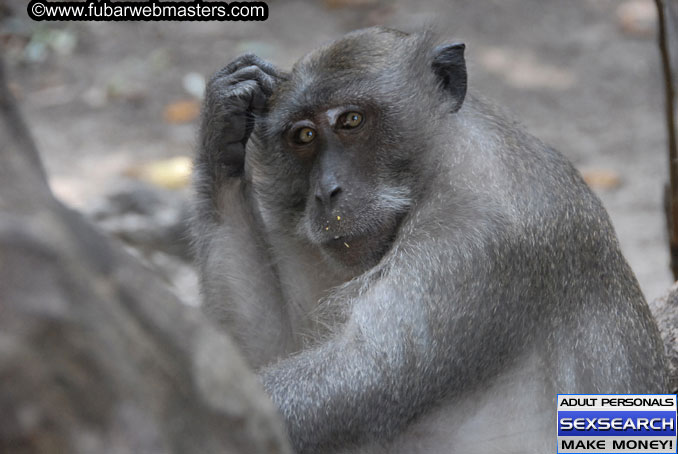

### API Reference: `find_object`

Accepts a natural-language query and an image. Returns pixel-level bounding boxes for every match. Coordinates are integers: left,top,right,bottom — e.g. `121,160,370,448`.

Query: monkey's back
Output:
451,96,667,394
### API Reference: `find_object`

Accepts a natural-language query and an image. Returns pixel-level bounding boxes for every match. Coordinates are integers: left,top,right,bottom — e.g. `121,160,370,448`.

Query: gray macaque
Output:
191,28,668,454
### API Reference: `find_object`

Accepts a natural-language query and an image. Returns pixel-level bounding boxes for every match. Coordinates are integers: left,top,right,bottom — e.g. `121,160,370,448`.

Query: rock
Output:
0,57,291,454
86,180,192,257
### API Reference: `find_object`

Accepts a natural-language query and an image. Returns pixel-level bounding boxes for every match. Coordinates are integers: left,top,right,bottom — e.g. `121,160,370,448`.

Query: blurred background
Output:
0,0,672,305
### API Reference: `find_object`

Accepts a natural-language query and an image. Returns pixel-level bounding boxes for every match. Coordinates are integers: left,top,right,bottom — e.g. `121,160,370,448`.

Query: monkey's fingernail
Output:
344,242,350,248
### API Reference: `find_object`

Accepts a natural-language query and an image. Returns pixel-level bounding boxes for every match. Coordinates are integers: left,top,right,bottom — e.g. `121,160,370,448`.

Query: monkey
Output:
191,27,668,454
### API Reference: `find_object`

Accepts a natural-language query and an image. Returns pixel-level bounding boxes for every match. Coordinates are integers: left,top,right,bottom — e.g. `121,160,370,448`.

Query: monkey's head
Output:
247,28,467,271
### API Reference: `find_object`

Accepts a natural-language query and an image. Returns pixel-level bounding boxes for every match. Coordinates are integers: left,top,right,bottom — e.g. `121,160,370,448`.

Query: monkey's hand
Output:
199,54,285,177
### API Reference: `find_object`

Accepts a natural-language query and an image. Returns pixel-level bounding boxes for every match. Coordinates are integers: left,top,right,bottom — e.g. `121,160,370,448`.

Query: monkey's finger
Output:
201,82,252,141
235,54,287,80
213,79,260,144
216,108,249,144
207,67,277,117
200,110,247,176
222,65,278,96
208,76,259,113
214,53,287,83
219,141,246,175
249,86,268,117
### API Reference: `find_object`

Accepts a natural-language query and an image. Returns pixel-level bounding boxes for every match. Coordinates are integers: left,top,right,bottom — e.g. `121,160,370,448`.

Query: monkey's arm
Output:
193,55,293,367
194,179,294,368
259,230,507,453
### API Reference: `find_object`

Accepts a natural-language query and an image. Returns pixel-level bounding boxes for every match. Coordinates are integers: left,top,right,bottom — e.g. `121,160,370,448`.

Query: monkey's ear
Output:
431,43,467,112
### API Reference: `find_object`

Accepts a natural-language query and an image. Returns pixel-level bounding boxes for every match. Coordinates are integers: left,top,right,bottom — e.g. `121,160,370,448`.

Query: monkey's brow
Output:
275,96,377,126
271,105,356,136
262,116,302,139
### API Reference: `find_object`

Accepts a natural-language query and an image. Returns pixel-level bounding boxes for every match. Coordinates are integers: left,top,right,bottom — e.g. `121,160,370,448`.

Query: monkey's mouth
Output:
317,225,398,269
321,234,363,251
315,223,380,250
307,208,405,268
319,233,376,265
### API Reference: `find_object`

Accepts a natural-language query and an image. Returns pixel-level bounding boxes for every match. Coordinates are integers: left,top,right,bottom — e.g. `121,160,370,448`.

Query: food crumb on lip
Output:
336,216,341,221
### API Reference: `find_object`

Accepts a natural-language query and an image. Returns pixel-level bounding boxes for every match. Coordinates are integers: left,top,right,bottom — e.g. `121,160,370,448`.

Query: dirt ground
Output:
1,0,674,302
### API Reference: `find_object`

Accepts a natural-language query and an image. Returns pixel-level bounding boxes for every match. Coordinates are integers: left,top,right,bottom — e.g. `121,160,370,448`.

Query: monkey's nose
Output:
315,184,342,207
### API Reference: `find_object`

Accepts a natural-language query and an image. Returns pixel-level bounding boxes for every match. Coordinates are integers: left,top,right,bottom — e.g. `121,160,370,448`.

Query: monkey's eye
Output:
294,127,317,144
338,111,364,129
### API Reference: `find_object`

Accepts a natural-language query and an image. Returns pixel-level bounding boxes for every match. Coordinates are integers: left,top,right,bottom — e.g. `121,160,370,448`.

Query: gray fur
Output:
192,27,668,453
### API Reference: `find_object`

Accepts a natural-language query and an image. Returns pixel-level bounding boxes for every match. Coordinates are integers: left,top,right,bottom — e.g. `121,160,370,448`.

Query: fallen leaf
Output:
163,99,200,124
125,156,193,189
580,169,622,190
616,0,657,38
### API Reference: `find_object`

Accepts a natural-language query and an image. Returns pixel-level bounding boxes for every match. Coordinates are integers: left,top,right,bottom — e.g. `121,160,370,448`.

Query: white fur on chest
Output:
269,236,351,341
346,352,554,454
